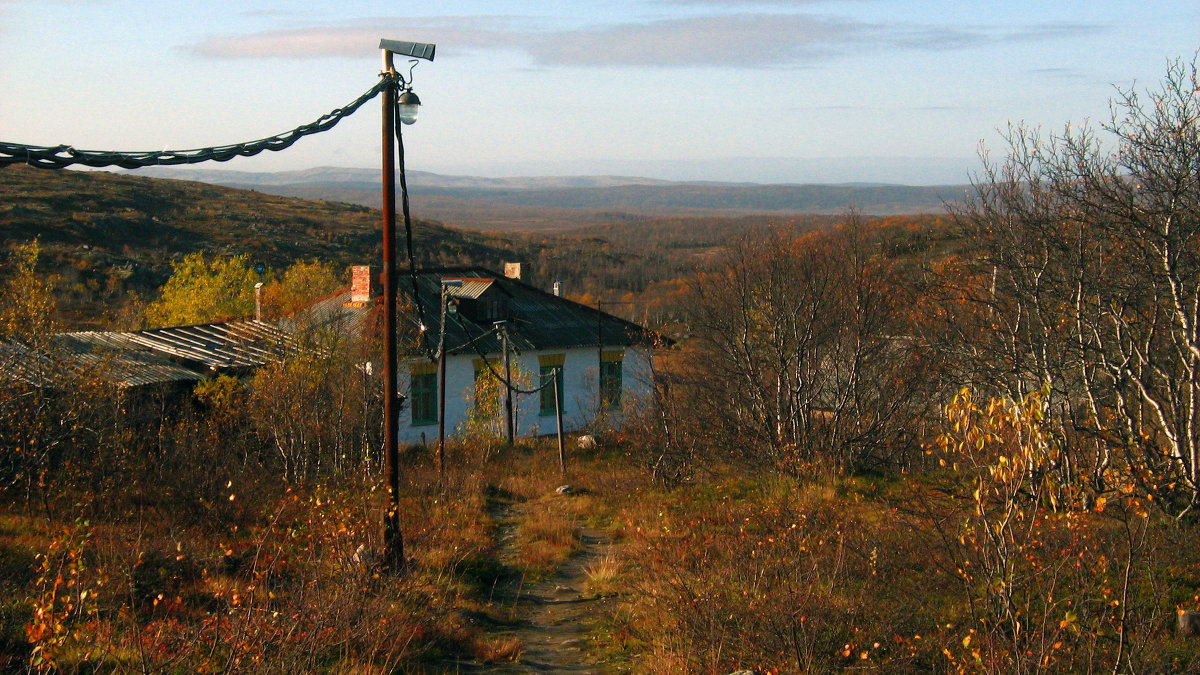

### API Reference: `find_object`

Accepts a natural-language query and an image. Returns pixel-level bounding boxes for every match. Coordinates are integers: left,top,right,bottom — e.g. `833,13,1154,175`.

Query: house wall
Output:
396,345,654,446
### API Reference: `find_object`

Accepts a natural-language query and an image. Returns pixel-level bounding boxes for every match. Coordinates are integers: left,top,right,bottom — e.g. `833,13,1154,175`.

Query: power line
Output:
0,78,392,170
444,311,557,396
2,67,475,392
393,101,434,361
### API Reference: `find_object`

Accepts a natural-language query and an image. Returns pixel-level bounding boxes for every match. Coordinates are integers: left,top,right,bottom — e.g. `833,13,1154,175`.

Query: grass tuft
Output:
583,555,622,598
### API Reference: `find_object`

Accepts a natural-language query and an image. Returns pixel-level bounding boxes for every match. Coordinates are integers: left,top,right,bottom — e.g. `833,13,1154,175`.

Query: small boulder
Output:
350,544,376,567
577,435,597,450
555,484,575,495
1179,609,1200,636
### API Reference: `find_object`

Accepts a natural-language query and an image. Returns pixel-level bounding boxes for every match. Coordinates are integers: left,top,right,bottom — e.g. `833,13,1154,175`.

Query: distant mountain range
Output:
127,167,677,190
124,166,969,232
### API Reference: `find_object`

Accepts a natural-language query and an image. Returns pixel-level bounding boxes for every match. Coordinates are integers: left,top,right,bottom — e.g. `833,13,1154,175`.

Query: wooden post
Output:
501,324,514,445
554,370,565,476
437,284,448,476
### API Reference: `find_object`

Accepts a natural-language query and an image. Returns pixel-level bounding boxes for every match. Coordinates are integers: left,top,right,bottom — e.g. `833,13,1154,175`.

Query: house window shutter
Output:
599,357,623,410
408,362,438,426
538,354,565,416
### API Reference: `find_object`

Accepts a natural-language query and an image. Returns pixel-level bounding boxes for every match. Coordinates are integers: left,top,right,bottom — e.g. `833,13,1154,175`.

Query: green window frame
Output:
599,359,622,410
410,372,437,426
539,365,564,416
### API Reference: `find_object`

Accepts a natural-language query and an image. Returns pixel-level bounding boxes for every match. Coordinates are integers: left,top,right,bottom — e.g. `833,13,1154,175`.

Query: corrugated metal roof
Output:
1,320,298,389
55,332,208,386
0,342,59,387
289,290,376,335
444,278,494,301
121,320,296,370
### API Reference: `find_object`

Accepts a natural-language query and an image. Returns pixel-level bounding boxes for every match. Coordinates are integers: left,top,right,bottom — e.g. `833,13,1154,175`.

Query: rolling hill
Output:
0,165,538,326
127,166,968,231
1,165,958,330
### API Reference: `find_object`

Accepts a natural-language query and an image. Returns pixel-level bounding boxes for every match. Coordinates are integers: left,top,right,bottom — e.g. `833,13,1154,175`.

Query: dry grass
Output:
10,421,1198,674
0,437,645,672
472,635,524,663
582,555,622,598
585,462,1200,674
0,452,523,673
511,496,583,578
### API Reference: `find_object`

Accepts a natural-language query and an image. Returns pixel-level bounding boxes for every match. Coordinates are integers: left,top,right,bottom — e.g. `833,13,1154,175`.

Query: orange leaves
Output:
26,521,96,670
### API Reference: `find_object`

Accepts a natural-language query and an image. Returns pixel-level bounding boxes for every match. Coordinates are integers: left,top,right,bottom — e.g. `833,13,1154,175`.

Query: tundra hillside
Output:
1,59,1200,673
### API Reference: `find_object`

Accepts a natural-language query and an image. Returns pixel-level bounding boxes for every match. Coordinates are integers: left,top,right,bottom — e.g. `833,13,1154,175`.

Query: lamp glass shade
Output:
397,90,421,125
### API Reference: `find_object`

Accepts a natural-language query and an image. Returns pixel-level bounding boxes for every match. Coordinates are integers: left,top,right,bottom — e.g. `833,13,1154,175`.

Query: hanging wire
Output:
444,310,558,396
3,66,542,393
393,100,434,361
0,77,394,170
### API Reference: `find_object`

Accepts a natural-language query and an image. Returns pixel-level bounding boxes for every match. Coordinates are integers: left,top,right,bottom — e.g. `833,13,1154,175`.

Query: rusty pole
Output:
501,323,515,444
381,52,404,572
437,284,448,476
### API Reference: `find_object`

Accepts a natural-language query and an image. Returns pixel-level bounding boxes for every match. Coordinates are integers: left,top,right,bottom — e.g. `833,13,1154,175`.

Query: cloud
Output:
238,9,305,19
659,0,866,5
189,16,527,59
188,13,1107,68
800,103,969,112
1027,66,1089,80
882,21,1103,52
526,14,861,66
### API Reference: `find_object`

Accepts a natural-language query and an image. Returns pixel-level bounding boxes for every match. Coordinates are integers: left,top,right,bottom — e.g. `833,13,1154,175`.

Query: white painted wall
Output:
396,345,654,446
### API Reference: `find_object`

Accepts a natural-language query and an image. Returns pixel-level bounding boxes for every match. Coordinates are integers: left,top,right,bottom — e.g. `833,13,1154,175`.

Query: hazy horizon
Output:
121,155,976,188
4,1,1195,185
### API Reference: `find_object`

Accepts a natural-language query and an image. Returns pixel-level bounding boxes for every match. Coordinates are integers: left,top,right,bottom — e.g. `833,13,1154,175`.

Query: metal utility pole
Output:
377,37,434,573
374,36,436,569
380,50,403,572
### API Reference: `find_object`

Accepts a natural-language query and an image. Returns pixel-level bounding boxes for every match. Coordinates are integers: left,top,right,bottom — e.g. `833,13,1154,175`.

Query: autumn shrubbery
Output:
0,244,523,671
569,57,1200,674
603,422,1200,674
1,446,531,672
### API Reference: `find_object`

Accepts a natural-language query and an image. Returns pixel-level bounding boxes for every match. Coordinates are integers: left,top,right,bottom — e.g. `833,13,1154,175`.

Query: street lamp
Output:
397,91,421,125
379,37,434,573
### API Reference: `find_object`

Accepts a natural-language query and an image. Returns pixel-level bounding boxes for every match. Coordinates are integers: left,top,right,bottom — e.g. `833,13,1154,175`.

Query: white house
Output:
305,265,660,445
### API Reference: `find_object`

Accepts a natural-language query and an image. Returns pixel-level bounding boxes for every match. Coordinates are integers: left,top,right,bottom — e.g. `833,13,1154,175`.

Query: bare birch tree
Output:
958,57,1200,514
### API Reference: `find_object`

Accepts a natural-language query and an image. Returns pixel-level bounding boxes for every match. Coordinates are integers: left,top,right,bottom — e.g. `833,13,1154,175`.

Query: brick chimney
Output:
349,265,376,304
504,262,523,280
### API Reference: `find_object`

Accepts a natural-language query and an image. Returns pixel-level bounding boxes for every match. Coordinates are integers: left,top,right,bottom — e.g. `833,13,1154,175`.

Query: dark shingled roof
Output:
299,266,660,358
413,266,657,357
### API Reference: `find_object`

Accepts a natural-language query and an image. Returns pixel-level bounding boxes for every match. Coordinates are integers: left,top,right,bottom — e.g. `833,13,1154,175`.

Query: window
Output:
484,298,506,321
409,366,437,426
599,356,623,410
539,354,565,416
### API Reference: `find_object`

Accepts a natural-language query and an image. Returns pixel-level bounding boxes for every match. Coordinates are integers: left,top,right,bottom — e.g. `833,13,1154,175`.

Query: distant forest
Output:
0,164,953,333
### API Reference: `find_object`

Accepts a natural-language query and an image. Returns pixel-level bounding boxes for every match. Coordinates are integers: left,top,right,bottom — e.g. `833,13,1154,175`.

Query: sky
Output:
1,1,1197,185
